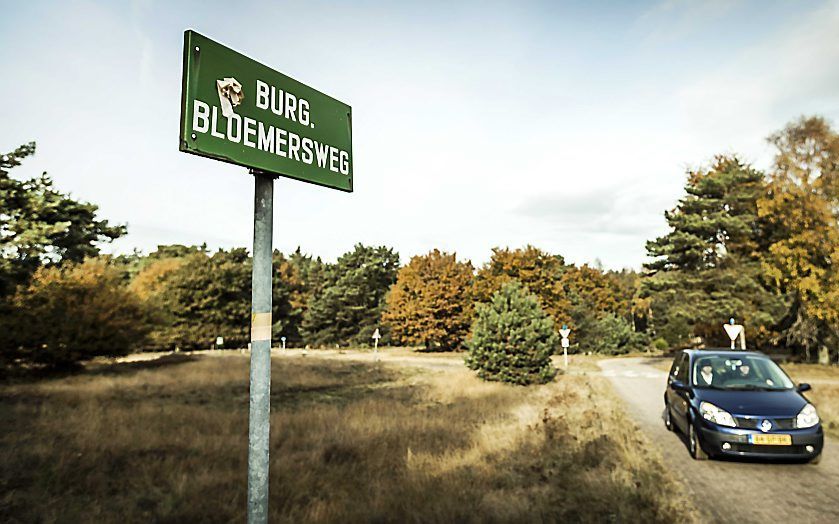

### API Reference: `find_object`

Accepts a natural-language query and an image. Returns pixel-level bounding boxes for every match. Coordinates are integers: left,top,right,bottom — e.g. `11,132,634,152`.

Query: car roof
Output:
681,348,767,359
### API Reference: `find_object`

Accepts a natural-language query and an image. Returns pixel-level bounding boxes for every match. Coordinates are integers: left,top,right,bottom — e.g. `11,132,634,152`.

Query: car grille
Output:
734,417,796,430
730,443,807,455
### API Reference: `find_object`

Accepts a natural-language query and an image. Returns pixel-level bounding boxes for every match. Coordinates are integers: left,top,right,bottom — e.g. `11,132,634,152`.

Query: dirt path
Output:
271,348,466,371
600,357,839,524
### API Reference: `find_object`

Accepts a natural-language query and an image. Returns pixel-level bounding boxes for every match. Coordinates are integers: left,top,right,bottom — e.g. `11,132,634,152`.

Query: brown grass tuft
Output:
1,353,698,523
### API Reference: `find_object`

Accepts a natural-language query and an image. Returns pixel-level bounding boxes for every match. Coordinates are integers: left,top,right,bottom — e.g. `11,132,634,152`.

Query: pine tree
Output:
0,142,125,298
643,156,786,347
383,249,474,351
302,244,399,347
271,250,307,345
466,281,558,385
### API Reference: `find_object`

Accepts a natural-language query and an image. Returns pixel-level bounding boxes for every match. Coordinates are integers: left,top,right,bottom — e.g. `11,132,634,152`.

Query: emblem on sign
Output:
216,77,243,117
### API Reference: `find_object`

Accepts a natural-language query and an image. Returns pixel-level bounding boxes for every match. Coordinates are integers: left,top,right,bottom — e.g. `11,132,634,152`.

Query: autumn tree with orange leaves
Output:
383,249,474,351
758,116,839,363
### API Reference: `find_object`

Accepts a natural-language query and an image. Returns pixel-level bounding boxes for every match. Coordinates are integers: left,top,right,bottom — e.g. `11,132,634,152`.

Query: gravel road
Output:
600,357,839,524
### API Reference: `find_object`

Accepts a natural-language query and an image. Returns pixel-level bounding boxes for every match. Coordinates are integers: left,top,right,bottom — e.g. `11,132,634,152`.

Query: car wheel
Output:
664,403,673,432
689,421,708,460
809,453,822,465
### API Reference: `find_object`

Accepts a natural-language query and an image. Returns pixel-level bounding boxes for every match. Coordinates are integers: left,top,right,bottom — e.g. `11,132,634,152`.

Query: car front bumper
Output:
698,422,824,460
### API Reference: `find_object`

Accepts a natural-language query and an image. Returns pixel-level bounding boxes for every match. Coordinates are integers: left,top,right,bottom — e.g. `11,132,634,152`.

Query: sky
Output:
2,0,839,270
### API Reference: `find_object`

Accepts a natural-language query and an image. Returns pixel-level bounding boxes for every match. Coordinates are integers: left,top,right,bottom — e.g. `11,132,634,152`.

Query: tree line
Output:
644,116,839,364
1,115,837,371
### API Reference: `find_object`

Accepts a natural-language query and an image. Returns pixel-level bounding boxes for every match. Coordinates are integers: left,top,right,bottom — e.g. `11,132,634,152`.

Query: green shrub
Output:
583,313,650,355
652,338,669,352
2,258,152,369
465,281,558,385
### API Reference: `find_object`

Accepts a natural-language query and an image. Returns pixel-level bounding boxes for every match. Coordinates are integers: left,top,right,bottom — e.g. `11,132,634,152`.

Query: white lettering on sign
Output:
276,128,287,157
193,101,210,133
255,80,310,125
227,113,242,143
210,105,225,139
288,133,300,161
301,138,313,164
315,141,329,168
243,117,257,148
191,96,350,176
298,99,310,126
257,122,274,153
339,151,349,175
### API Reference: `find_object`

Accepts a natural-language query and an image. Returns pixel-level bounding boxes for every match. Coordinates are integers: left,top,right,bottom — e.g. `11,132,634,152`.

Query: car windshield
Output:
692,355,794,390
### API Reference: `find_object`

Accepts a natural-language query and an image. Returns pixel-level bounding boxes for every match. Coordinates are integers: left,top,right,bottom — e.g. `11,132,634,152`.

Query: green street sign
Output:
179,30,353,192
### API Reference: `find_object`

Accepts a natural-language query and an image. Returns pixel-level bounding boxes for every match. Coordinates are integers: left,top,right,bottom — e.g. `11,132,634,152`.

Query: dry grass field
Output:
1,352,699,523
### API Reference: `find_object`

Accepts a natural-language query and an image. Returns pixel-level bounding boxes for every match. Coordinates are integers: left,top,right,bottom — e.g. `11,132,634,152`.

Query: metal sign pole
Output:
248,170,274,524
179,31,352,524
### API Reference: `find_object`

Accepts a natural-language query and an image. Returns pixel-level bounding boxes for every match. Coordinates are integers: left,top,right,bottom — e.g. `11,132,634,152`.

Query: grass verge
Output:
1,354,698,523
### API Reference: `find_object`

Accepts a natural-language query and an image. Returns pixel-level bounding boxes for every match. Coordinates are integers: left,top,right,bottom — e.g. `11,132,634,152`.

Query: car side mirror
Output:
797,383,812,392
671,380,692,395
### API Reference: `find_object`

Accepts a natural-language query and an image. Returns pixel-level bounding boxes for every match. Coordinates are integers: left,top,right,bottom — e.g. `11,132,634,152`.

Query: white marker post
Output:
280,336,286,350
559,325,571,370
723,318,745,350
372,328,381,362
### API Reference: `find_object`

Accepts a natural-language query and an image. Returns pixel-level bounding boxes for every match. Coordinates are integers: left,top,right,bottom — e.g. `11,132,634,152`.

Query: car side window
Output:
676,354,689,383
669,352,687,381
669,355,680,378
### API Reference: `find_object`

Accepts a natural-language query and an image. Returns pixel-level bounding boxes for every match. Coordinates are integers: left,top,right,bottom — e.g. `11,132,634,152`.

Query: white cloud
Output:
675,0,839,167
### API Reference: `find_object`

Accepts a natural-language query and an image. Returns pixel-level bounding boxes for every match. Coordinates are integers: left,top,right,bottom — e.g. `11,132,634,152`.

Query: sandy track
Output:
600,357,839,524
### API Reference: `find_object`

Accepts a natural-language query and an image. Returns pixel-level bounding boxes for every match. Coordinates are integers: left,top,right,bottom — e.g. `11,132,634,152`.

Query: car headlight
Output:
699,401,736,427
796,403,820,428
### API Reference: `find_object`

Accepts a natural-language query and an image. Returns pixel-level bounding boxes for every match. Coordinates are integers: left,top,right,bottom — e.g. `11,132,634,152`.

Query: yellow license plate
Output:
749,434,792,446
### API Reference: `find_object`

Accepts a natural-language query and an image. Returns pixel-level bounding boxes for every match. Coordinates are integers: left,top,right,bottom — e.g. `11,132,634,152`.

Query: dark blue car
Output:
664,349,823,462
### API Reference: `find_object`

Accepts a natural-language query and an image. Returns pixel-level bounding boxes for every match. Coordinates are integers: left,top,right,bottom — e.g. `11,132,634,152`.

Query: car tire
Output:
664,403,673,432
689,421,708,460
809,453,822,465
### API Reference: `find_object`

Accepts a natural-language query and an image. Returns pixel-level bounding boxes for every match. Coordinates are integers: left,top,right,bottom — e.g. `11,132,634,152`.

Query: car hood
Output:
694,388,807,417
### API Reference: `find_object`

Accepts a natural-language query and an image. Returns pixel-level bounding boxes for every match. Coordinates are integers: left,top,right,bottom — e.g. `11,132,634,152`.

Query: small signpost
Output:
179,30,352,524
216,336,224,349
372,328,381,361
280,336,286,350
559,325,571,370
723,318,746,350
